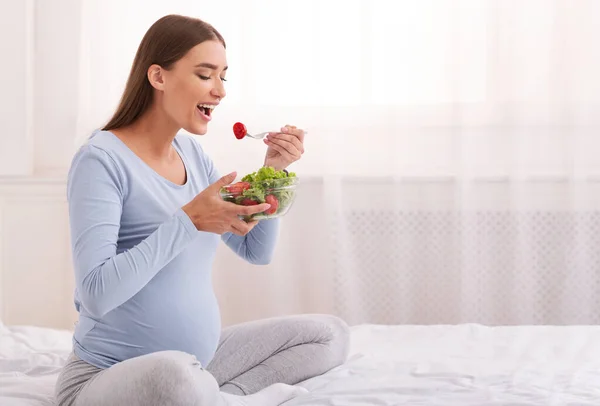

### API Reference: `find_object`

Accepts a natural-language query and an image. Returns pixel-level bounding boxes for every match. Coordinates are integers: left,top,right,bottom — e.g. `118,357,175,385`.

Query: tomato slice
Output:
225,181,251,197
264,194,279,215
233,122,247,139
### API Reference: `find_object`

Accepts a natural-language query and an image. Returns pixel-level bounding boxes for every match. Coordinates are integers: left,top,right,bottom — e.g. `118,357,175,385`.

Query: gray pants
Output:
55,314,350,406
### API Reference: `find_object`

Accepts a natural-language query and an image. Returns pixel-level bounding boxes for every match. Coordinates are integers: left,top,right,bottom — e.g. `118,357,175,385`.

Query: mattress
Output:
2,322,600,405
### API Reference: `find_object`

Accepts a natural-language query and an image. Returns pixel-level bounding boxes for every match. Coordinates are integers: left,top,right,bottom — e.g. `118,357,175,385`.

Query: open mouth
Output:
197,104,215,118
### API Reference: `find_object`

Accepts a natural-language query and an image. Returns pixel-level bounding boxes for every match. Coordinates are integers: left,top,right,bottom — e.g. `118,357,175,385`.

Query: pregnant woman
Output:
55,14,349,406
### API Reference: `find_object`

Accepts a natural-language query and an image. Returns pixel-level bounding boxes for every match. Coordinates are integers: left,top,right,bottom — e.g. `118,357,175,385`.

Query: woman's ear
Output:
147,64,165,91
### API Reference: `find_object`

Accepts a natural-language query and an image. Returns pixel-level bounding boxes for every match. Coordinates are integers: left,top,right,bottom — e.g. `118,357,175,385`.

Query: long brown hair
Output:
102,14,225,131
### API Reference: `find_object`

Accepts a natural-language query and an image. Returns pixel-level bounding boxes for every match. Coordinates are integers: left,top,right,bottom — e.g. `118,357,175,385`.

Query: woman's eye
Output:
197,74,227,82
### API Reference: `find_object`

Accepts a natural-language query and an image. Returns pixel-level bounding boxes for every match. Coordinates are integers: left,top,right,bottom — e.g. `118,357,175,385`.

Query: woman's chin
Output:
183,123,208,136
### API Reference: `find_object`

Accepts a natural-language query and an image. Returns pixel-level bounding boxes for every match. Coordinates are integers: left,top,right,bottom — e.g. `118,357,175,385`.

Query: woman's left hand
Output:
263,125,305,171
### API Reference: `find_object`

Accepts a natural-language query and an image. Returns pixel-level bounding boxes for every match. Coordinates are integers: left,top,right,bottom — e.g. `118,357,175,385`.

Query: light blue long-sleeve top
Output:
67,130,279,369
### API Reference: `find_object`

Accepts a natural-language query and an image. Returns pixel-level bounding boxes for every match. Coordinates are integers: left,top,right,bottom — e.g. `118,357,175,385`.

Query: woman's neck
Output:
114,103,180,160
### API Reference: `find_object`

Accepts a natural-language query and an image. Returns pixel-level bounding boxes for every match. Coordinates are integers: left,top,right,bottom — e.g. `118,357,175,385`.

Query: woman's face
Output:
154,40,228,135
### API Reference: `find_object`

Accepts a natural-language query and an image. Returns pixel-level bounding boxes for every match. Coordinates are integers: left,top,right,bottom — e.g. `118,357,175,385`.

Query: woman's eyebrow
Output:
194,62,228,71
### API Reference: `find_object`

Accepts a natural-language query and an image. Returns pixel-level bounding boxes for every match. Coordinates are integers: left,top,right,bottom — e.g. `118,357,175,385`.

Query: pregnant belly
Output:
92,285,223,367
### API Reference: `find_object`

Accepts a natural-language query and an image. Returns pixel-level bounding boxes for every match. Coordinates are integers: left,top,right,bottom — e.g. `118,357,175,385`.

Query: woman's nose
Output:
211,81,226,100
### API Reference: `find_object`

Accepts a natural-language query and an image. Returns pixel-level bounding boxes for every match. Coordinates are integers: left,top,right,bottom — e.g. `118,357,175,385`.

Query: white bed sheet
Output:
2,323,600,405
291,324,600,405
0,323,72,406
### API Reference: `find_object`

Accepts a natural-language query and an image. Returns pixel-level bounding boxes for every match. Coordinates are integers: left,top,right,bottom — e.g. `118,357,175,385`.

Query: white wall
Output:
0,179,76,329
0,0,82,178
34,0,83,176
0,0,35,176
0,0,81,328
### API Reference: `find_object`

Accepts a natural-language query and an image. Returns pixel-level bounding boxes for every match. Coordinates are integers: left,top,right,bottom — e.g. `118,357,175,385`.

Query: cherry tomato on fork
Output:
233,122,247,139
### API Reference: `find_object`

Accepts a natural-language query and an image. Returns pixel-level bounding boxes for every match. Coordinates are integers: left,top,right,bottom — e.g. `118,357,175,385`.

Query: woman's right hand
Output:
182,172,270,236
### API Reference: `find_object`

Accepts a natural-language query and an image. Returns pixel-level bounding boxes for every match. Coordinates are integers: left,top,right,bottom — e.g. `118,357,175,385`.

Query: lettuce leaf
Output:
240,167,296,207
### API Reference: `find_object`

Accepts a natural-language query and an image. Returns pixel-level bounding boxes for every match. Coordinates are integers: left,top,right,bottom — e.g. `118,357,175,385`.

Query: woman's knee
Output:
320,315,351,363
299,314,351,368
140,351,222,405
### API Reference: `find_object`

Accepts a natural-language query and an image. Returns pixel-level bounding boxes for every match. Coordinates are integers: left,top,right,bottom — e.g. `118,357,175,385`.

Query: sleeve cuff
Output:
175,208,199,238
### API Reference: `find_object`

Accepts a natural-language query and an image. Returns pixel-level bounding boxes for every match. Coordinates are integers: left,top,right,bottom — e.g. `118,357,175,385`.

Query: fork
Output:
246,130,309,140
245,131,270,140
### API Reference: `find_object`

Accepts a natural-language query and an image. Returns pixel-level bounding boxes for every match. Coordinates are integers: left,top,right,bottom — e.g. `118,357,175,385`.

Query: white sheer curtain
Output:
76,0,600,326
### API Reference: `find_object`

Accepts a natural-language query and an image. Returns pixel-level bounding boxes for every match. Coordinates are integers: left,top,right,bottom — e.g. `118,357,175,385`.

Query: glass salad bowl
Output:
220,167,299,221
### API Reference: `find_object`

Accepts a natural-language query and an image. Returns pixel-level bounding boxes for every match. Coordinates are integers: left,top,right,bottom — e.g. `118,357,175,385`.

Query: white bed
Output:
2,322,600,406
0,323,73,406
